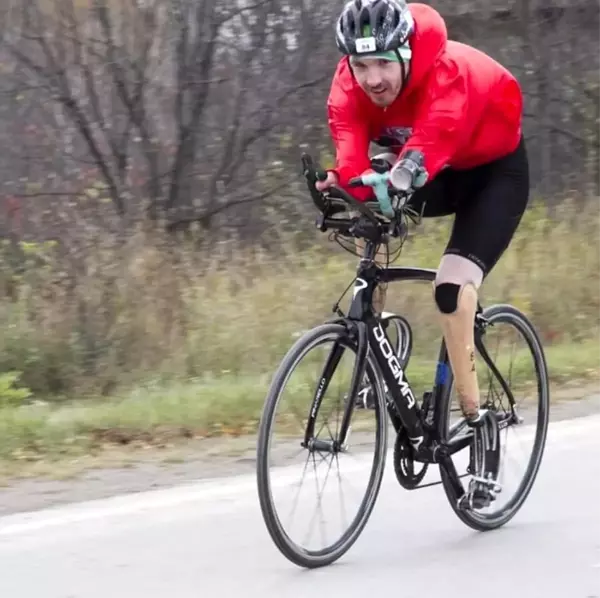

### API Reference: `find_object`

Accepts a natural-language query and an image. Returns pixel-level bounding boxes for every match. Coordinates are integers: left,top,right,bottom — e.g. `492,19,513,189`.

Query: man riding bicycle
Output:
315,0,530,424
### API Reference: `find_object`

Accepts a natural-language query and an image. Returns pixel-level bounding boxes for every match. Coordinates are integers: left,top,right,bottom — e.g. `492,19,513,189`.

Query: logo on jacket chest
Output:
374,126,413,149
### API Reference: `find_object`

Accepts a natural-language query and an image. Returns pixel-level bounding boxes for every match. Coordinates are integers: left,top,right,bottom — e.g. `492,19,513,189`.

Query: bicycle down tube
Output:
347,249,429,450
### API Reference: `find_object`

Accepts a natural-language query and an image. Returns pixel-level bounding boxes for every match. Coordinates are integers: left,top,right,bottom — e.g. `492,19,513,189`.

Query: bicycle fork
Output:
302,320,369,453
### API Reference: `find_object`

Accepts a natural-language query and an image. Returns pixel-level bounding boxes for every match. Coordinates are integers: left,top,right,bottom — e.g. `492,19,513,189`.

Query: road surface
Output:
0,413,599,598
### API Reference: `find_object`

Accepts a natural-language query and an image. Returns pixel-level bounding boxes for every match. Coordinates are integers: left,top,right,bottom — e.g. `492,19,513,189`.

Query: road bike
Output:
256,153,550,569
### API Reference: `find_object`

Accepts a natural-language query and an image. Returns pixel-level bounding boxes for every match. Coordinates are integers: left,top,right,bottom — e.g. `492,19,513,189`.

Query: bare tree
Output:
1,0,597,250
5,0,329,234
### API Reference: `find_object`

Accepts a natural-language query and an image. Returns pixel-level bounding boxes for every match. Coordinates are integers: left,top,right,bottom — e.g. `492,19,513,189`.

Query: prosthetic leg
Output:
433,254,483,419
434,254,501,509
435,280,480,418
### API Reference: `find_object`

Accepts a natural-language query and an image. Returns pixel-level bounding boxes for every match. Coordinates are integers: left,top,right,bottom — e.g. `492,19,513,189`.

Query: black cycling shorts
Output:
408,136,530,276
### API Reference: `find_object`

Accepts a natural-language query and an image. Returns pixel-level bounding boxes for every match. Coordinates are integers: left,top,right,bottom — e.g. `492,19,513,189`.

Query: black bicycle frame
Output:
303,237,515,502
349,259,430,450
300,200,520,502
304,239,478,460
303,240,441,452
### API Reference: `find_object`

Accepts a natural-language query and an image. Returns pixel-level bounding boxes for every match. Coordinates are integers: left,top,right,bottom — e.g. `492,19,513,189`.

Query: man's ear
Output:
347,55,356,80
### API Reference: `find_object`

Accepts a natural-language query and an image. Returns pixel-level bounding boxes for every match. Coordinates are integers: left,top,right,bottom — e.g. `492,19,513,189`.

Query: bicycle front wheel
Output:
256,322,388,568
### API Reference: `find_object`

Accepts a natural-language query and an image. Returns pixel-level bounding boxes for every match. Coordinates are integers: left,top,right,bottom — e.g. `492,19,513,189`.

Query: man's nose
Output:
366,69,382,88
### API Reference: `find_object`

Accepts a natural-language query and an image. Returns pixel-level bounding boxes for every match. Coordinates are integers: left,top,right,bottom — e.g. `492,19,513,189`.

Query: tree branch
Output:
165,175,294,231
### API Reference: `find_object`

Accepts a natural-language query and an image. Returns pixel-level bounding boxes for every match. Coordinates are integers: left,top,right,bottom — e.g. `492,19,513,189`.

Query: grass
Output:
0,196,598,471
0,338,597,467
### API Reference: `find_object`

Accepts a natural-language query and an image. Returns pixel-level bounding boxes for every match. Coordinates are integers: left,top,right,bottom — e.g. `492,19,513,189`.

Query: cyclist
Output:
315,0,530,424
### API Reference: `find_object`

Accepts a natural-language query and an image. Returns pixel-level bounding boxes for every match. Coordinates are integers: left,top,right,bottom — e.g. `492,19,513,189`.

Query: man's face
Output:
350,57,404,107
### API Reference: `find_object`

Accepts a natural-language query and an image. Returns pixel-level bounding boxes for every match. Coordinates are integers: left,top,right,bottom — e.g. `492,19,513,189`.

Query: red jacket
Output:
327,3,524,201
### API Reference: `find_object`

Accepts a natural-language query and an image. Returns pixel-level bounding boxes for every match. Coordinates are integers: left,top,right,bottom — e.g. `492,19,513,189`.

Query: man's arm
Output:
394,62,475,184
327,102,374,202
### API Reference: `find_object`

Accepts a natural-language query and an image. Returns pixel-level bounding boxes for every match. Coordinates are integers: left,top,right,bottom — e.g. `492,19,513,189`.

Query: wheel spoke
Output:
256,324,388,568
440,305,549,531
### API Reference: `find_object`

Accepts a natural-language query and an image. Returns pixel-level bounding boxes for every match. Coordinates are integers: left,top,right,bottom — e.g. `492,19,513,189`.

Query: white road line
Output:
0,414,598,538
0,456,374,537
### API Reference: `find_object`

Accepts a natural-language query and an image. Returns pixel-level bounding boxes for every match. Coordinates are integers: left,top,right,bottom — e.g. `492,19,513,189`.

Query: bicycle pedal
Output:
471,474,502,495
458,480,500,512
457,491,490,511
470,487,495,510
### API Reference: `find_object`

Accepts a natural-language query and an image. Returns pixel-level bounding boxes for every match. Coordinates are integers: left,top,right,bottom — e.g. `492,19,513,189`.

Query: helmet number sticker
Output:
355,36,376,53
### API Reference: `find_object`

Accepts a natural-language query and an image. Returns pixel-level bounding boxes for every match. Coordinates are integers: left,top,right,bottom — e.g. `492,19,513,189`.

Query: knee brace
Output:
433,281,478,318
434,254,484,315
434,283,461,314
432,279,480,417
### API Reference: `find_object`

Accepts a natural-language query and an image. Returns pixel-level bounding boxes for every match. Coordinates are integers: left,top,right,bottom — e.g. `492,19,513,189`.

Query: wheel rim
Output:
259,331,386,557
445,308,549,522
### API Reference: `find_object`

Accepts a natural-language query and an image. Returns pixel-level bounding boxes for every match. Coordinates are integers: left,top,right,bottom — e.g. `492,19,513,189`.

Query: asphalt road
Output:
0,413,599,598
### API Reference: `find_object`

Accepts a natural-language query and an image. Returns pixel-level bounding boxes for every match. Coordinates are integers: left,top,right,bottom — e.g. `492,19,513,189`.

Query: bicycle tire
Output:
382,312,413,370
438,303,550,531
256,322,388,568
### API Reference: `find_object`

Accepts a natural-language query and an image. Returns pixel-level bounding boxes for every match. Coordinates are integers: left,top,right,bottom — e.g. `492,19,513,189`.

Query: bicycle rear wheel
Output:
439,303,550,531
256,322,388,568
382,312,413,370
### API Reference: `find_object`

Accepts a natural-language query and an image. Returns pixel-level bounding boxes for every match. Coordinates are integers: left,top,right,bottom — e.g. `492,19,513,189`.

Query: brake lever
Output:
301,152,385,226
301,153,328,213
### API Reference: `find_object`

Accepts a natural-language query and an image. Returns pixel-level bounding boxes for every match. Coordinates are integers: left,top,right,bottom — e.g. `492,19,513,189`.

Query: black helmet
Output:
335,0,414,56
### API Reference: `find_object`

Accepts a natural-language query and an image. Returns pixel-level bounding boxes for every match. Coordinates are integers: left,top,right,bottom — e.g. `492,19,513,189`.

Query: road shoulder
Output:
0,389,598,517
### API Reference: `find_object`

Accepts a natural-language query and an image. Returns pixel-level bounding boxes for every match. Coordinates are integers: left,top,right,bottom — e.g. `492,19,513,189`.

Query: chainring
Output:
393,428,429,490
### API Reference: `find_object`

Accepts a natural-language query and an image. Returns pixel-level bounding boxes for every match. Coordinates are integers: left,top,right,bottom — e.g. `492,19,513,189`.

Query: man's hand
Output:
315,170,339,192
390,151,429,191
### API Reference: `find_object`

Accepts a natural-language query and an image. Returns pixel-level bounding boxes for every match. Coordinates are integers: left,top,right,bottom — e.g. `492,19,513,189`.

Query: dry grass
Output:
0,196,598,462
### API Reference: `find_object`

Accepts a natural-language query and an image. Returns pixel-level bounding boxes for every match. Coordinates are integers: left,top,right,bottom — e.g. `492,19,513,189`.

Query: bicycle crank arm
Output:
437,452,466,502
